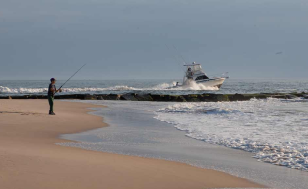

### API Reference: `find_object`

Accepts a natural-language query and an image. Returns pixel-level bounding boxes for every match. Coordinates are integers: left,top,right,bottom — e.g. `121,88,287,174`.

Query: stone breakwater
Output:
1,92,307,102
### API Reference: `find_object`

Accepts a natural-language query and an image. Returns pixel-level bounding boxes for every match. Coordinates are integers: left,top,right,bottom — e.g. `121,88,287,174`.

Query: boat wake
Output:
170,80,219,90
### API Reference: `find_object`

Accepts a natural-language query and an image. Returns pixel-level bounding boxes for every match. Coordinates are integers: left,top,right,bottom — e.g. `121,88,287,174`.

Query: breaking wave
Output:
0,82,218,95
155,98,308,172
0,86,47,94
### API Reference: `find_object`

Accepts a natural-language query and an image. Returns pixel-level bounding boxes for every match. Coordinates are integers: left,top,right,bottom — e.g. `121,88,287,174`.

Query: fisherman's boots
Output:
49,111,56,115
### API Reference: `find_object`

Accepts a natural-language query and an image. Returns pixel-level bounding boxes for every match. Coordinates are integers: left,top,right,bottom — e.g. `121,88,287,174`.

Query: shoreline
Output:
0,99,265,189
59,100,308,189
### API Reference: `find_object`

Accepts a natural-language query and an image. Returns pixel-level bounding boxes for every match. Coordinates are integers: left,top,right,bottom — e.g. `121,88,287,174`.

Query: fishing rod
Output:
55,63,87,94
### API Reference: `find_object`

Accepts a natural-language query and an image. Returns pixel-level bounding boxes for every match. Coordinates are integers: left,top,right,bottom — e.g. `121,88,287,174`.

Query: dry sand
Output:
0,99,265,189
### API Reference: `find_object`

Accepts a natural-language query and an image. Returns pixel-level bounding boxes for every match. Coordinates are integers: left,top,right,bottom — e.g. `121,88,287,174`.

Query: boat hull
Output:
196,78,226,88
168,78,226,89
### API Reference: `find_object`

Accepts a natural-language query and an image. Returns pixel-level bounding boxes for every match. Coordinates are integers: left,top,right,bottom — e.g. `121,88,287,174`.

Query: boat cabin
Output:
184,62,209,81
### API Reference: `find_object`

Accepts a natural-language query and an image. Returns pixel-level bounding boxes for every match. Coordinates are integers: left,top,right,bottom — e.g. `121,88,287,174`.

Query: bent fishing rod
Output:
55,63,87,94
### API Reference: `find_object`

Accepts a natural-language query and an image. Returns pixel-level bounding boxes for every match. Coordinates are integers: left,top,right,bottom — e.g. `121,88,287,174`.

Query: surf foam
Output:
0,82,219,95
155,98,308,171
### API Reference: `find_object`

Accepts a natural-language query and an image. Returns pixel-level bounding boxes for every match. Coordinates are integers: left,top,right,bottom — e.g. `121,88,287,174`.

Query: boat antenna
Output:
55,63,87,94
165,44,186,73
172,45,188,65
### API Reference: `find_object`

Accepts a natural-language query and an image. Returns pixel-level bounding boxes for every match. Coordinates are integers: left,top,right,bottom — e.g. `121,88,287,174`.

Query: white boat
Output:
171,62,228,89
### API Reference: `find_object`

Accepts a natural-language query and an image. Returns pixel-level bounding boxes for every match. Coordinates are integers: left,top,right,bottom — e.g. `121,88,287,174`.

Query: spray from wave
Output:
172,80,219,90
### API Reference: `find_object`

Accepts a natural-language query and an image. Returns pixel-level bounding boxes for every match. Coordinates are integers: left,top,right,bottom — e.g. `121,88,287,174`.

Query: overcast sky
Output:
1,0,308,80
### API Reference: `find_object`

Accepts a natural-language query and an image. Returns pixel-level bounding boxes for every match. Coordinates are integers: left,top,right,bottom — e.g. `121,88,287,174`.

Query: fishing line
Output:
55,64,87,94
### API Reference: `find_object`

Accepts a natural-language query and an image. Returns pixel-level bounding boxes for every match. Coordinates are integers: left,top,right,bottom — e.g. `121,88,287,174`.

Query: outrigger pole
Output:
172,45,187,65
55,64,87,94
165,44,187,73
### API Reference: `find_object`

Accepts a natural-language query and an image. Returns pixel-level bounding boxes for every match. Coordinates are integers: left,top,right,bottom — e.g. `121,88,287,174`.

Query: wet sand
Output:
0,99,264,189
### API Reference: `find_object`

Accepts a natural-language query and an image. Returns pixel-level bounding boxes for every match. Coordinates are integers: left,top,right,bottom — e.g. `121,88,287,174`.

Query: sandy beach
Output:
0,99,264,189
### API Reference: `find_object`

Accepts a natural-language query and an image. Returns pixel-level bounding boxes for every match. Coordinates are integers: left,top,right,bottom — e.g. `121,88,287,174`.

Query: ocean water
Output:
59,98,308,172
0,79,308,96
59,100,308,189
155,98,308,172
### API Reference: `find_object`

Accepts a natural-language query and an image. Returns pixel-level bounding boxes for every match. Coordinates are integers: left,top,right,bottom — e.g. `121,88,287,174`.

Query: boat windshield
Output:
195,75,209,80
185,64,202,72
192,64,202,72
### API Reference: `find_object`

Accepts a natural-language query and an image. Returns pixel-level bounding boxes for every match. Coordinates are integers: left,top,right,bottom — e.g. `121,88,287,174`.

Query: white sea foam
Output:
155,98,308,171
0,86,47,94
0,82,218,95
0,86,137,94
170,80,219,91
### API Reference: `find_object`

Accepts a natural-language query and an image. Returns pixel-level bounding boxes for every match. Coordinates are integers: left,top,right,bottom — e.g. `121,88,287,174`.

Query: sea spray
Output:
175,79,219,90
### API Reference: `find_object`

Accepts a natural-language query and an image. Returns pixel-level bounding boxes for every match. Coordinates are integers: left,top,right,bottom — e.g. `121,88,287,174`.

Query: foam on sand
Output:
155,98,308,172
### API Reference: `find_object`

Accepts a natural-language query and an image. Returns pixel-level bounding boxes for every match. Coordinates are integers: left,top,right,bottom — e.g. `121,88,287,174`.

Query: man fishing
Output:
48,78,62,115
47,64,87,115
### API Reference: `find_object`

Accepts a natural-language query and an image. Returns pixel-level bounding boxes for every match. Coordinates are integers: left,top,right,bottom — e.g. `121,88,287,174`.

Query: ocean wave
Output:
160,103,240,114
0,82,219,95
0,86,47,94
0,86,138,94
155,98,308,172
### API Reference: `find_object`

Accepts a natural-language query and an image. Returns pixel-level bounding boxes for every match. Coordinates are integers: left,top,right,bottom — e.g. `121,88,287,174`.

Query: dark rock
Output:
199,94,216,101
27,95,39,99
83,94,97,100
10,96,28,99
242,95,256,100
184,94,201,102
161,95,171,101
174,95,187,102
121,93,138,101
105,94,121,100
240,94,262,101
55,94,81,99
135,94,153,101
97,96,104,100
150,95,182,102
216,94,229,102
290,93,304,98
167,95,186,102
229,93,246,101
150,95,165,101
270,95,287,99
75,94,87,99
285,94,297,99
2,92,306,102
254,94,268,99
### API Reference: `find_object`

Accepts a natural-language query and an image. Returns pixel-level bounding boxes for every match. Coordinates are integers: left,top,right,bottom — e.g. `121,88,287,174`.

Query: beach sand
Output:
0,99,264,189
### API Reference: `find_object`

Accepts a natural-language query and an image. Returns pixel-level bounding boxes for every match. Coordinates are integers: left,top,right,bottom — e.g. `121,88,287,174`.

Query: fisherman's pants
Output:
48,96,54,112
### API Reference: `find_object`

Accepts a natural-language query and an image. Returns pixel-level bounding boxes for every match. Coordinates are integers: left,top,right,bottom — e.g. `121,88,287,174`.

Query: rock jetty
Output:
0,92,307,102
